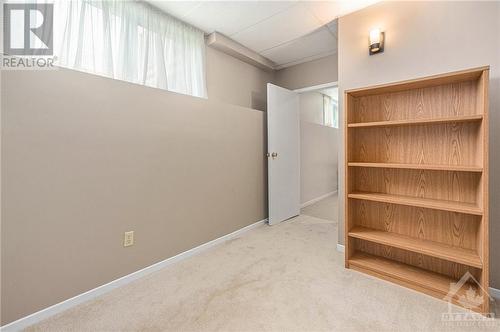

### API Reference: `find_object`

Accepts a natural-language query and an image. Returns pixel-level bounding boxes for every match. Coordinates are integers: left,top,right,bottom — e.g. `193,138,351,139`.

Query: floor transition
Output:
27,195,499,331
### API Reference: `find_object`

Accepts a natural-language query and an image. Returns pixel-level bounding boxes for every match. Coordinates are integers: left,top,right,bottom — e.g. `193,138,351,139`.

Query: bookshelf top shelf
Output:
347,114,483,128
345,66,488,97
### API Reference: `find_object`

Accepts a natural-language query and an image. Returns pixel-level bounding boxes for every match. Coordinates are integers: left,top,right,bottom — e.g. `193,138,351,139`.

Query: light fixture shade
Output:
369,28,384,55
369,29,381,44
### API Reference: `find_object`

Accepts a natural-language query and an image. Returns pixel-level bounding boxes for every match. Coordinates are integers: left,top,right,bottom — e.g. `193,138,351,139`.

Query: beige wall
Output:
337,1,500,288
275,54,338,90
206,46,274,111
300,121,338,204
299,91,338,203
299,91,324,125
1,68,267,324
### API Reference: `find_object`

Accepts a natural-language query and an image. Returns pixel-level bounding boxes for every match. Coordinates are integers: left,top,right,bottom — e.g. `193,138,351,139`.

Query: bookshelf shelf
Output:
347,114,483,128
347,162,483,172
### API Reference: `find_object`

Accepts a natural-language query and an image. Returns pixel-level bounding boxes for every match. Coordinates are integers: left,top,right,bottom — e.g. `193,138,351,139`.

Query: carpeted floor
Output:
26,196,499,331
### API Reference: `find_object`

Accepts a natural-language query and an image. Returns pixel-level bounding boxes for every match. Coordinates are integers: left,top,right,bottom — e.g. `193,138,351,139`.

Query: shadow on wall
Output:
489,75,500,289
252,90,267,112
262,116,269,214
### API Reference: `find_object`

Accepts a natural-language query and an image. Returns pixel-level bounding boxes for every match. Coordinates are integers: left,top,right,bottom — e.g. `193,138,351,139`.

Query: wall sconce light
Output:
369,28,384,55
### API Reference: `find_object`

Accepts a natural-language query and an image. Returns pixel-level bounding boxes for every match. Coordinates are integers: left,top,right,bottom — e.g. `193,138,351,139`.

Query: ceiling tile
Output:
307,0,381,24
149,1,203,20
307,1,342,24
183,1,296,35
261,26,337,66
231,2,322,53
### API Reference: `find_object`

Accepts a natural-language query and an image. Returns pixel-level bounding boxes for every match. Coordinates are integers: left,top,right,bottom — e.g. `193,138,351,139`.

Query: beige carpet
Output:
26,198,499,331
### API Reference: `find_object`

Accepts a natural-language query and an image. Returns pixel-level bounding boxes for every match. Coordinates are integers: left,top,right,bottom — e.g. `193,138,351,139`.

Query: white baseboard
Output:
300,190,337,208
490,287,500,300
0,218,268,332
336,244,345,253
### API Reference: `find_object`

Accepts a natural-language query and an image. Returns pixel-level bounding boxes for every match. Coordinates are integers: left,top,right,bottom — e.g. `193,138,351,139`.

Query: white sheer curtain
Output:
54,0,207,98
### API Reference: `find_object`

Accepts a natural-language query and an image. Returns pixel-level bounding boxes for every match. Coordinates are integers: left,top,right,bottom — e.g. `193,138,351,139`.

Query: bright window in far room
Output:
322,87,339,128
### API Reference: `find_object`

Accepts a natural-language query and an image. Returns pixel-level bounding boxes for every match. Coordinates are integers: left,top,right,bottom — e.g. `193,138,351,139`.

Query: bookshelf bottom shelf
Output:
348,252,486,312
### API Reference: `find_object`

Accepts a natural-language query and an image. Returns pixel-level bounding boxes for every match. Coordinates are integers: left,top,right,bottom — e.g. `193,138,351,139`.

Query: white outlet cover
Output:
124,231,134,247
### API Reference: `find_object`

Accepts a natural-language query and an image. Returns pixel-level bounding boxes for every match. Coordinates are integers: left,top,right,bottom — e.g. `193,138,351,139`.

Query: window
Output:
323,94,339,128
54,0,207,98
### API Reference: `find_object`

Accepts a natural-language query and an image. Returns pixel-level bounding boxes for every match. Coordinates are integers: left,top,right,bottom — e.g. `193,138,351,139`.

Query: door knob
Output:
271,152,278,159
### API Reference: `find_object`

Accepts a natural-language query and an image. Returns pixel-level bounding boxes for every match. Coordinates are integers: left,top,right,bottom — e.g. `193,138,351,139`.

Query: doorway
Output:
266,82,339,225
296,83,339,223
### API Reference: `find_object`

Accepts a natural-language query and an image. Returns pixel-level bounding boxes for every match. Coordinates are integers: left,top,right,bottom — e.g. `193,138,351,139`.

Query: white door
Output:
267,83,300,225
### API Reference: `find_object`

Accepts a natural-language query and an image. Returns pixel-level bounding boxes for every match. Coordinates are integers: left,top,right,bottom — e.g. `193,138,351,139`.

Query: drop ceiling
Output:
148,1,379,69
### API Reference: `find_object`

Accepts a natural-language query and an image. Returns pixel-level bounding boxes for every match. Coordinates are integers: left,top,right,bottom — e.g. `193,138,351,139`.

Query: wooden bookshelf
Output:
344,67,490,313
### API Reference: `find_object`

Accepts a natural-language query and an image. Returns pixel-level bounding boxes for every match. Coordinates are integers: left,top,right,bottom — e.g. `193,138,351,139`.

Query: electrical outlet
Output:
123,231,134,247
